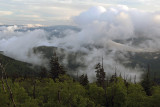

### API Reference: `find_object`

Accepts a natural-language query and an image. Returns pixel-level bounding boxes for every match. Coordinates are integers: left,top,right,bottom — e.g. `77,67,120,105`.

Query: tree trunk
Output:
33,80,36,99
58,90,61,103
1,70,6,93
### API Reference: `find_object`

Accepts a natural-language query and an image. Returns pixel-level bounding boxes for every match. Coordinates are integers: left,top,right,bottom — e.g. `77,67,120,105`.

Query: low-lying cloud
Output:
1,5,160,81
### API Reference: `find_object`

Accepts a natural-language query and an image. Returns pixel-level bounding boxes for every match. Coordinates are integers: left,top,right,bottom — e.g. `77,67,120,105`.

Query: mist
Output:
1,5,160,81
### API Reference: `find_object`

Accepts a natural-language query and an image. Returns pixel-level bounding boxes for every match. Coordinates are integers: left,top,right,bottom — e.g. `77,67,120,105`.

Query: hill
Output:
0,53,38,78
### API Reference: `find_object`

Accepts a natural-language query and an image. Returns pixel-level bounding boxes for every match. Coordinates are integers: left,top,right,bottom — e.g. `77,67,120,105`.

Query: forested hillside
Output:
0,53,160,107
0,54,38,78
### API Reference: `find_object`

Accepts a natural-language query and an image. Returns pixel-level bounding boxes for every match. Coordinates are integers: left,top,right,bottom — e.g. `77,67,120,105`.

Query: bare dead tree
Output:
124,72,126,80
77,71,79,81
134,75,136,84
126,74,129,81
129,76,132,83
119,73,122,78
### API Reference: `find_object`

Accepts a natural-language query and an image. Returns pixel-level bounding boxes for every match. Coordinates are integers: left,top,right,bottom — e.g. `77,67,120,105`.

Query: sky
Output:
0,0,160,25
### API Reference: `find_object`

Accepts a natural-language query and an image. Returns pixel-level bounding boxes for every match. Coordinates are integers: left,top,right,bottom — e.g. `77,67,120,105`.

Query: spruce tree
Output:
39,67,48,78
79,74,89,86
95,62,105,87
141,64,152,96
50,53,65,80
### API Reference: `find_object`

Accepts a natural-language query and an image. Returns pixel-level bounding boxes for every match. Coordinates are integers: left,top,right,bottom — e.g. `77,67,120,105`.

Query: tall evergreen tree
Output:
79,74,89,86
95,58,105,87
50,53,65,80
110,72,118,83
141,64,152,96
39,67,48,78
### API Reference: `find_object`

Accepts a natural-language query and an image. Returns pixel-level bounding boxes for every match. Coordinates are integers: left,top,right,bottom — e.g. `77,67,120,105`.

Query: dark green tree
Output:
50,53,65,81
110,72,118,83
151,86,160,107
95,62,105,88
106,78,127,107
39,67,48,78
141,64,153,96
126,83,149,107
79,74,89,86
88,83,105,106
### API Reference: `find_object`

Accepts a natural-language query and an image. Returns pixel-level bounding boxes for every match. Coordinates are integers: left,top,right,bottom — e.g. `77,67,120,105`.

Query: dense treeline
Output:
0,54,160,107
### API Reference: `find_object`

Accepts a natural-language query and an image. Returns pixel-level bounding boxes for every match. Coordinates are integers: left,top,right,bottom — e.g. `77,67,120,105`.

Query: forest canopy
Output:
0,53,160,107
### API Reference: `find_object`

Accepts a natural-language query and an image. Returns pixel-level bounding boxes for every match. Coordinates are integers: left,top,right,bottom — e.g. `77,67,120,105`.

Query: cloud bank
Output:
1,5,160,81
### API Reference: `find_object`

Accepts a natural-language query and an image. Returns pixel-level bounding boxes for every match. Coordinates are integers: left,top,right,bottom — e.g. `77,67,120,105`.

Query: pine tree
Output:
39,67,48,78
50,53,65,80
141,64,152,96
79,74,89,86
95,60,105,87
110,72,117,83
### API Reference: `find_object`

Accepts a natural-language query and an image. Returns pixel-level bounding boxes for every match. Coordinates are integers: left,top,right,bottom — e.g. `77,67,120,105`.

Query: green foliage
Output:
34,75,94,107
50,53,65,80
1,53,160,107
0,91,10,107
0,54,37,78
79,74,89,86
39,67,48,78
126,83,149,107
150,86,160,107
141,66,153,96
95,63,105,87
106,77,127,107
1,75,160,107
88,83,105,106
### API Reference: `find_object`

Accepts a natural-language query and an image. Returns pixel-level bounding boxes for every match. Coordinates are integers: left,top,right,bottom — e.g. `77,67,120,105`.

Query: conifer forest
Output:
1,1,160,107
0,53,160,107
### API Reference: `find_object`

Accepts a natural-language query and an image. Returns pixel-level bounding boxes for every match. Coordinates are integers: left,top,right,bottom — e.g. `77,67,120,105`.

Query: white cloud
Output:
0,11,13,16
153,14,160,22
1,5,160,81
18,15,40,18
24,24,44,27
0,0,160,25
